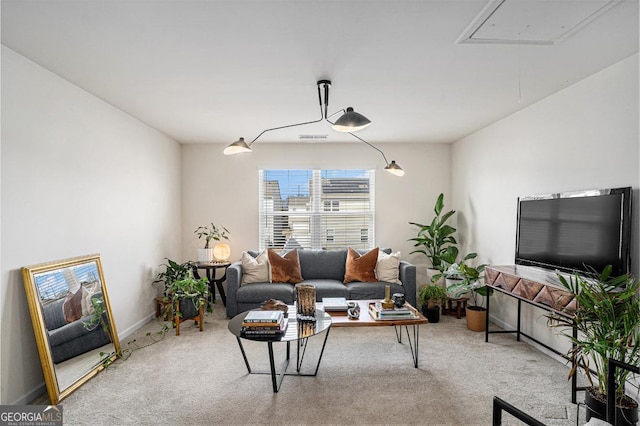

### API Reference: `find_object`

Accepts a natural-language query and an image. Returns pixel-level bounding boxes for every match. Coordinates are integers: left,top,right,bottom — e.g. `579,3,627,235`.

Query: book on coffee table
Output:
368,302,419,320
322,297,349,311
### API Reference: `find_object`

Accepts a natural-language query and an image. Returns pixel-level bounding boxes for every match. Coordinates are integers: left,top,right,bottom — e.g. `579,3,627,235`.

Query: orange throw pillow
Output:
268,248,304,284
344,247,379,283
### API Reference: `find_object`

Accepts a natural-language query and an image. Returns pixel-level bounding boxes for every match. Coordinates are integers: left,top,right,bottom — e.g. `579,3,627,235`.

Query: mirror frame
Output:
22,254,120,404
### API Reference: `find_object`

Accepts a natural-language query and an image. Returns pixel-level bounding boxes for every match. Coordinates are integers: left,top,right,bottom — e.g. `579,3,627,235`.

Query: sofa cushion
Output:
298,249,347,281
376,251,402,285
344,247,379,283
268,249,303,284
63,289,84,323
235,282,295,304
240,250,271,285
299,279,350,300
346,281,405,301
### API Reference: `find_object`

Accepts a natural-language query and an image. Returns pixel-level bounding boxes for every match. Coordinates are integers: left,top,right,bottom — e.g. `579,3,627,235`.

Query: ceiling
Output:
1,0,638,145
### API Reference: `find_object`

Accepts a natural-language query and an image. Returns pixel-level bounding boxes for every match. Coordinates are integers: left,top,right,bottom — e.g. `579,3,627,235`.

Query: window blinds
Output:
259,169,375,251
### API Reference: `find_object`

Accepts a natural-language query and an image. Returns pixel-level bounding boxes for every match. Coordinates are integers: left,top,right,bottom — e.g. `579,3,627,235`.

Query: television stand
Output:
483,265,580,403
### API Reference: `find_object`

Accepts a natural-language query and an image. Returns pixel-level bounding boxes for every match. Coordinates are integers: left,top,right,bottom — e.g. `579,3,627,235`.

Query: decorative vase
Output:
465,306,486,332
198,248,214,262
296,284,316,321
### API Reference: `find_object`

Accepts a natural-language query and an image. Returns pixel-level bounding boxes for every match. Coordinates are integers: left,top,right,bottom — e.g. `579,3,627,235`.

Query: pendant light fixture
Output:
224,80,404,176
332,107,372,132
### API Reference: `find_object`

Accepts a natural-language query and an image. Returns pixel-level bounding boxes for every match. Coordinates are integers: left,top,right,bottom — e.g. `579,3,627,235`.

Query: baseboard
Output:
13,383,47,406
19,310,157,405
117,311,157,341
488,313,567,366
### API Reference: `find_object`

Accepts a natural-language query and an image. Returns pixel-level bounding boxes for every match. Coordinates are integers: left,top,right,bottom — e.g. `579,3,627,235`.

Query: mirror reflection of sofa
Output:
42,292,111,364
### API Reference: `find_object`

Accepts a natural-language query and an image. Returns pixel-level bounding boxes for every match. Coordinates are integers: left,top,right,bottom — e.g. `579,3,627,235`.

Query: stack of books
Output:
368,302,419,320
241,310,288,336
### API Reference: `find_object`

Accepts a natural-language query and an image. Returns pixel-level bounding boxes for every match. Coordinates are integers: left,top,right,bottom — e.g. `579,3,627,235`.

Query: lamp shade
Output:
332,107,371,132
224,138,252,155
213,243,231,261
384,161,405,176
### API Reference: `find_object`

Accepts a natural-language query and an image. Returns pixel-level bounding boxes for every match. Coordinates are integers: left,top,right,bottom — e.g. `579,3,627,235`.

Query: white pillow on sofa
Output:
241,250,272,285
376,251,401,285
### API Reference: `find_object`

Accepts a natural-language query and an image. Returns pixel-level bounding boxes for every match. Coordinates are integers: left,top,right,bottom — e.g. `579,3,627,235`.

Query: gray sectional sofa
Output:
226,248,416,317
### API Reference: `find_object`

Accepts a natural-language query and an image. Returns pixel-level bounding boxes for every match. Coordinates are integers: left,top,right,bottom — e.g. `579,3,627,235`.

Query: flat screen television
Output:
515,187,632,276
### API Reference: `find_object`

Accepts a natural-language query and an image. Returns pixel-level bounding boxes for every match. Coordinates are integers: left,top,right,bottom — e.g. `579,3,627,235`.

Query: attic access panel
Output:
457,0,621,45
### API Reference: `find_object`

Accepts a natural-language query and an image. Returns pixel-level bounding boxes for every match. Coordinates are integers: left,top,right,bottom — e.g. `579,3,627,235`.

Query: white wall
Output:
181,142,451,285
451,54,639,354
0,47,182,404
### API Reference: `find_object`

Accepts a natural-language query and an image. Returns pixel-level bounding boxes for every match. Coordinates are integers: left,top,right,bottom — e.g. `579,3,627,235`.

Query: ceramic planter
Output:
198,248,214,262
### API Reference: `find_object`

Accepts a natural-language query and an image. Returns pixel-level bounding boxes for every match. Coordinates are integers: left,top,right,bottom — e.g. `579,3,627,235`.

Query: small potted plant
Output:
194,223,230,262
547,266,640,424
166,273,210,335
418,284,448,323
409,193,459,284
441,260,489,332
153,258,193,297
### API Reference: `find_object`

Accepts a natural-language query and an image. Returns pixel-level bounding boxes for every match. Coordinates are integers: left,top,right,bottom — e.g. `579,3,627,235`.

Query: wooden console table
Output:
484,265,580,403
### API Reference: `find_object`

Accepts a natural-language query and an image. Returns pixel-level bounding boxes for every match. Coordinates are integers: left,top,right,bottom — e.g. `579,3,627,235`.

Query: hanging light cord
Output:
247,82,328,146
347,131,390,165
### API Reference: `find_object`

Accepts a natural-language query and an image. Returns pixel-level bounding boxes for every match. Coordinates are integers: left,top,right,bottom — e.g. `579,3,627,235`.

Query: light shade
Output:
384,160,405,176
213,243,231,261
224,138,252,155
332,107,371,132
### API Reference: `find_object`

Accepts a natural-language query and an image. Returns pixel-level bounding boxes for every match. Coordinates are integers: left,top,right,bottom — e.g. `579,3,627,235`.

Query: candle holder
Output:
381,284,395,309
296,284,316,321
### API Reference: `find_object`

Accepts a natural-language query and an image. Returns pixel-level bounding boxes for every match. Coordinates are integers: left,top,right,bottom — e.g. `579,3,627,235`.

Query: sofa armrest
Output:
225,261,242,318
399,260,417,308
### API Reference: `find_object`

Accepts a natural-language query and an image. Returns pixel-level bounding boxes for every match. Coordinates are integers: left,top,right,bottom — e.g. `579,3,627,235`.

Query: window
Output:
361,228,369,244
323,200,340,212
259,169,375,250
326,229,335,242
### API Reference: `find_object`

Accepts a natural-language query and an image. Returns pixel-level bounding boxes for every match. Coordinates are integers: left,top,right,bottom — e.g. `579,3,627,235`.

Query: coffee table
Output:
228,308,332,393
321,300,428,368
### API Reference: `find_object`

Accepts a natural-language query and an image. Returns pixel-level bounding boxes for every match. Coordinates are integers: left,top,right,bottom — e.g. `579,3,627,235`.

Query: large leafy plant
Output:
547,266,640,403
409,193,458,269
153,259,194,296
439,260,489,307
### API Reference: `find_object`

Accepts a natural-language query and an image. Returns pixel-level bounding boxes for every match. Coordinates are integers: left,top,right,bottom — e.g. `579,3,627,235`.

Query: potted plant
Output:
418,284,448,323
441,260,489,332
547,266,640,425
153,258,193,297
167,274,210,319
409,193,459,284
166,273,210,335
194,223,230,262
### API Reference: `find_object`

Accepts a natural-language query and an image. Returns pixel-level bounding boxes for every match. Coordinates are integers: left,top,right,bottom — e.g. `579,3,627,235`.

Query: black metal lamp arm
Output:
248,82,326,146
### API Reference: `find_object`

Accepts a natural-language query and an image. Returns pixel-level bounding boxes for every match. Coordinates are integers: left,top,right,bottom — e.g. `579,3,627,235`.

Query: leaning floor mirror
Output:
22,254,120,404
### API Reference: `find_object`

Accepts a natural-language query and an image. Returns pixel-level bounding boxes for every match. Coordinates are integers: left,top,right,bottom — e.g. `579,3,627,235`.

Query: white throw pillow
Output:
375,251,402,285
241,250,272,285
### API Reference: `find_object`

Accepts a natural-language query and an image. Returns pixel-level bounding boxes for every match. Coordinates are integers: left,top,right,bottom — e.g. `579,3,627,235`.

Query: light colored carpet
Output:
37,307,589,425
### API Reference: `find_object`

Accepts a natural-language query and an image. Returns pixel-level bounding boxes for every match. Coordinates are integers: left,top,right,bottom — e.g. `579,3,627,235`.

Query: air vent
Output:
299,134,328,142
456,0,621,45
